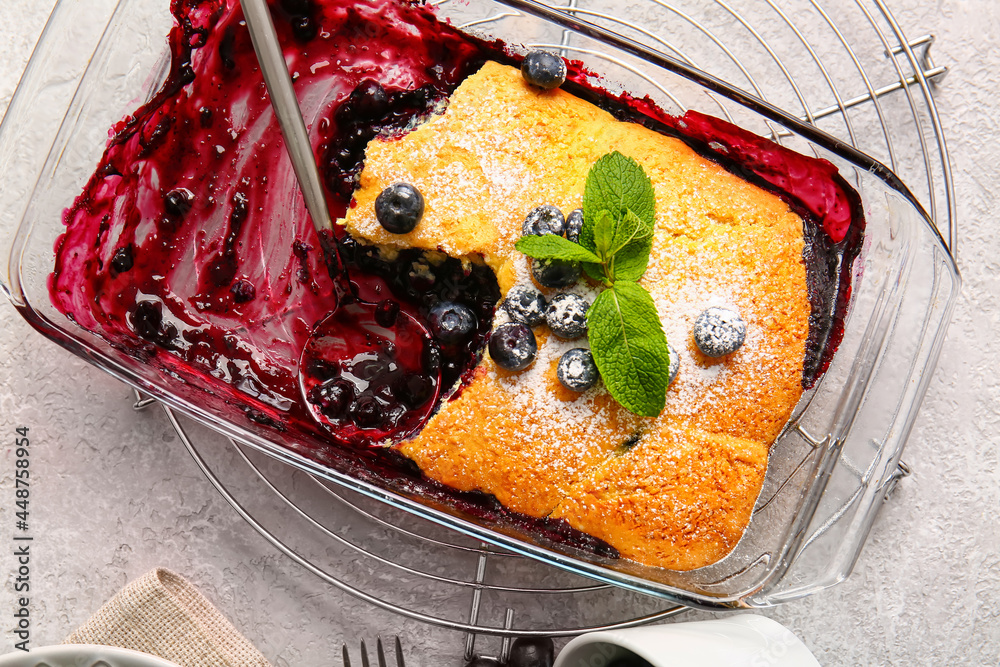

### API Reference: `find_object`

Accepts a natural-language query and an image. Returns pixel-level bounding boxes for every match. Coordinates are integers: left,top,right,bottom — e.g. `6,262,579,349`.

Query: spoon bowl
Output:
299,300,441,444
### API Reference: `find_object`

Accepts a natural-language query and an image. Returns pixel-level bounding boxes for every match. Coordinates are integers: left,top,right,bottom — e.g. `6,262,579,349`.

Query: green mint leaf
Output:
581,151,656,251
587,281,670,417
582,261,606,284
610,238,653,282
608,209,652,257
609,210,654,281
515,234,603,264
592,209,615,261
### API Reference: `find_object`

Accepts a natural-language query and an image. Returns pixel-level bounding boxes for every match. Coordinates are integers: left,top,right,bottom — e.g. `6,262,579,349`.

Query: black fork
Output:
342,636,405,667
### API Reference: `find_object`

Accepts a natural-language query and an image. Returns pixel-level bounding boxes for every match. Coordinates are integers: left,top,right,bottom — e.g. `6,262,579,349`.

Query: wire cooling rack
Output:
136,0,953,661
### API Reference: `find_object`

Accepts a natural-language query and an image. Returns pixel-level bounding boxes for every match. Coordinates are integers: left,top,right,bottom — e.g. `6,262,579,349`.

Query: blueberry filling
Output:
280,0,312,14
324,80,446,200
343,79,391,120
129,300,178,348
309,377,355,420
306,358,341,382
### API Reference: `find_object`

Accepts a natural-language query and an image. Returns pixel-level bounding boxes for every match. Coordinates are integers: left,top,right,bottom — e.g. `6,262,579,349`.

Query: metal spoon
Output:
240,0,440,441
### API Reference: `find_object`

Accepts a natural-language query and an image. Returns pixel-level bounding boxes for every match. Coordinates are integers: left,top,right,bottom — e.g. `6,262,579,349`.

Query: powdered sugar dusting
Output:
493,343,603,435
653,276,742,416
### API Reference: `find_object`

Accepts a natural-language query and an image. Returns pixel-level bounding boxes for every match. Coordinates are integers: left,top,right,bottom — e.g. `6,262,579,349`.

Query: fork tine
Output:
376,636,387,667
395,636,405,667
342,644,352,667
360,639,371,667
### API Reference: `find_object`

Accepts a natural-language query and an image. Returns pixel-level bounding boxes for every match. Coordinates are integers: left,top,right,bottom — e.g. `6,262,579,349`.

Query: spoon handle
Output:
240,0,349,289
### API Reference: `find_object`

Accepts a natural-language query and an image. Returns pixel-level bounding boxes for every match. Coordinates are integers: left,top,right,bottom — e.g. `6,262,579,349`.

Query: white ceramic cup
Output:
554,614,821,667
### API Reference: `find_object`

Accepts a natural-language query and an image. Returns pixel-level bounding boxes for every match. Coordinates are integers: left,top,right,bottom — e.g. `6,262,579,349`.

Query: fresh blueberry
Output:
668,342,680,386
375,183,424,234
565,208,584,243
110,245,134,275
520,50,567,89
488,322,537,371
521,204,565,236
545,293,589,340
531,258,580,289
309,378,354,420
557,348,599,392
693,307,746,357
429,302,476,343
508,637,555,667
502,285,547,327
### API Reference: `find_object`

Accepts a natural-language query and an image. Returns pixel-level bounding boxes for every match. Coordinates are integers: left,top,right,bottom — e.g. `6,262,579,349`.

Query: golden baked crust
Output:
550,422,769,571
342,61,810,570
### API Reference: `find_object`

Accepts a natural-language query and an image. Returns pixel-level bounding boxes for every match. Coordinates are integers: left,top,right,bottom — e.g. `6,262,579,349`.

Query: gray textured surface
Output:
1,1,998,665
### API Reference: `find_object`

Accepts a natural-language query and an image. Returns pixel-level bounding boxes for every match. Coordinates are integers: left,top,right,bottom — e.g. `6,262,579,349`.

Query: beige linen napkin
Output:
65,568,272,667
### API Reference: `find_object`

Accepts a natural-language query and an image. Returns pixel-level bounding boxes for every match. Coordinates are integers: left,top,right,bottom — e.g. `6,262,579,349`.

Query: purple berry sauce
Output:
49,0,863,558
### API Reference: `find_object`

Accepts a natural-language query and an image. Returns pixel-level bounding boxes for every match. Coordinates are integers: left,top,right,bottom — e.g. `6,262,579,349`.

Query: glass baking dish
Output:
0,0,959,609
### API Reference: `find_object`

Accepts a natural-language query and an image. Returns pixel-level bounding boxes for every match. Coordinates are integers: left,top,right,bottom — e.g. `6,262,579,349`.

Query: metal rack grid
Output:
134,0,953,661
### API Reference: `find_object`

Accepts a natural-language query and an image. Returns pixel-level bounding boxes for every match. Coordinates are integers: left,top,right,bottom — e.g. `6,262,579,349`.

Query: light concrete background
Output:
1,1,998,664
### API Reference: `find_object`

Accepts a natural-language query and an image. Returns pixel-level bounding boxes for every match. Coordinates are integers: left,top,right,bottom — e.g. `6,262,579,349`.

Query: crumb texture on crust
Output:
344,61,810,570
549,423,770,571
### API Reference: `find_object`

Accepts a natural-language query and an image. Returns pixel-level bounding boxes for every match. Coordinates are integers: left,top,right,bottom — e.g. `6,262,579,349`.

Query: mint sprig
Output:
514,151,671,417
